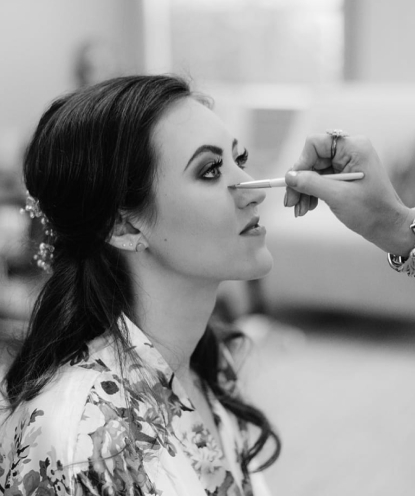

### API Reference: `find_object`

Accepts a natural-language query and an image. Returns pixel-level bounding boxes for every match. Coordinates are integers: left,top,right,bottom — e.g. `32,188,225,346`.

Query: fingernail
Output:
294,204,300,217
288,171,298,177
284,192,288,207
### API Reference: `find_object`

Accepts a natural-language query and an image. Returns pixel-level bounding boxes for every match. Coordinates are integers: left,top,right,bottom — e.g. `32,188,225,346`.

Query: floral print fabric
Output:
0,318,263,496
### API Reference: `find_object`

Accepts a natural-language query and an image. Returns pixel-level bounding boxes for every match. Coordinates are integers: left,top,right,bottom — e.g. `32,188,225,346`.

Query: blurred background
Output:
1,0,415,494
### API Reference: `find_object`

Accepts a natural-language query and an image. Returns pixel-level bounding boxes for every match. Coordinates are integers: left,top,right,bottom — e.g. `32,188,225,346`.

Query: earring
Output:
136,242,145,253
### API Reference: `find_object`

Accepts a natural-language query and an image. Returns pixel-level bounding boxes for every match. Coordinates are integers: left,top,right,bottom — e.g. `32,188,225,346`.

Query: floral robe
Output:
0,317,271,496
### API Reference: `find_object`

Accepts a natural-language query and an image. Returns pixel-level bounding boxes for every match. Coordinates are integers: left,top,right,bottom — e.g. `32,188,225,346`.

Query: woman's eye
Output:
235,149,249,169
201,158,223,180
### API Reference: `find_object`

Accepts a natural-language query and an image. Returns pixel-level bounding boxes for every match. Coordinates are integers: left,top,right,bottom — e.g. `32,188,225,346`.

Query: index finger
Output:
292,133,333,172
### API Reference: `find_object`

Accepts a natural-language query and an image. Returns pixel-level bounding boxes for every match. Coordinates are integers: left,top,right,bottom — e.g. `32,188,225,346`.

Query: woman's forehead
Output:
152,97,230,165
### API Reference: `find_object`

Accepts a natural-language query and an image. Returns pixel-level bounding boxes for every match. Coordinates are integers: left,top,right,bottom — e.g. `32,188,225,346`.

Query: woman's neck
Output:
129,262,219,379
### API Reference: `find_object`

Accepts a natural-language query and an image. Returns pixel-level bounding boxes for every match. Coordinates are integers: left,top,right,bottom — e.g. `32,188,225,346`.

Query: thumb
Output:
285,170,342,204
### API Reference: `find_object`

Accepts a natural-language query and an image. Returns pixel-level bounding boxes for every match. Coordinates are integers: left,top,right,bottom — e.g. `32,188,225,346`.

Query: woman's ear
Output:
108,213,149,252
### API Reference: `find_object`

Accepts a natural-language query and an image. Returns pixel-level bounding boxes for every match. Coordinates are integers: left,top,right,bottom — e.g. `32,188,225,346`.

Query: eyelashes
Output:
201,157,223,180
235,149,248,168
201,149,249,180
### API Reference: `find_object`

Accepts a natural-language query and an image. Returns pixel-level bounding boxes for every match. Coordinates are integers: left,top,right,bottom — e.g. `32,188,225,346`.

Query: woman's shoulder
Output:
0,361,100,495
0,339,132,495
1,361,101,450
0,337,118,454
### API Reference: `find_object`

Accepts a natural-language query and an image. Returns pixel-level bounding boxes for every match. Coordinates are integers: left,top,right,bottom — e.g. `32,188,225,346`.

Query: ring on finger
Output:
326,129,349,160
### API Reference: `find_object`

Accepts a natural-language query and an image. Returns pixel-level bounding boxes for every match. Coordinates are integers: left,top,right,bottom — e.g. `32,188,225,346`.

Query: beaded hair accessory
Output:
20,193,55,273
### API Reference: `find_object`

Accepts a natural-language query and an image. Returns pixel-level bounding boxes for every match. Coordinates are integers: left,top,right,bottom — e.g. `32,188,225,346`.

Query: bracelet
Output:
387,219,415,276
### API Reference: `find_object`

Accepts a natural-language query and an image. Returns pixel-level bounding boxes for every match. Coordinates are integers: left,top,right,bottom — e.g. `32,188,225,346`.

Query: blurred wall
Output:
345,0,415,82
0,0,143,135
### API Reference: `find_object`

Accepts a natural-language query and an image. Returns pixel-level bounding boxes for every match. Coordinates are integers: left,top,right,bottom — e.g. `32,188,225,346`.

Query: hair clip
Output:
20,193,43,219
21,192,55,273
33,241,55,273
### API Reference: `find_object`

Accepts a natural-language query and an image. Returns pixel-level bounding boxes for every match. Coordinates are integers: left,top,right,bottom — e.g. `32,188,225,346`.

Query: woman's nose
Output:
230,182,267,208
229,168,267,207
244,186,266,207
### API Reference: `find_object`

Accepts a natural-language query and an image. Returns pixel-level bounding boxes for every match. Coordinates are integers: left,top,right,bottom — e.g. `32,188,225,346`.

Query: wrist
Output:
383,206,415,257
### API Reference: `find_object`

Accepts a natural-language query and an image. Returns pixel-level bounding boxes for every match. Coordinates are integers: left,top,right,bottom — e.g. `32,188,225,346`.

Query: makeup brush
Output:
231,171,364,189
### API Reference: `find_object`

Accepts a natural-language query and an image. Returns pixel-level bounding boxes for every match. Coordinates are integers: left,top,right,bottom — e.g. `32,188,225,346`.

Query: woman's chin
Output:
250,255,274,280
233,250,274,281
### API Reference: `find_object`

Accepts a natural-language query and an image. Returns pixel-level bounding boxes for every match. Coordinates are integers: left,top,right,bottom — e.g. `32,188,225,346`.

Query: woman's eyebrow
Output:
185,144,223,171
184,139,239,171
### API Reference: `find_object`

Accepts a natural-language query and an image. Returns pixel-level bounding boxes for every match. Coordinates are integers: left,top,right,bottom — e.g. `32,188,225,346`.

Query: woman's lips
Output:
240,225,266,236
240,216,262,235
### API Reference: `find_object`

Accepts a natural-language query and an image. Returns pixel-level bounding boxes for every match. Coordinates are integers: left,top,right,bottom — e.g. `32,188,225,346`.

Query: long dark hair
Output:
3,75,280,470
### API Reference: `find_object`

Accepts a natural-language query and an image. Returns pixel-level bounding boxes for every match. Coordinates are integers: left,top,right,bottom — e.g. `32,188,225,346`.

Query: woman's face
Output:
139,97,273,283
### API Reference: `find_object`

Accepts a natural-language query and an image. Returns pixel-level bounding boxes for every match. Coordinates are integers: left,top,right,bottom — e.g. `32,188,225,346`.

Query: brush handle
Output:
233,172,365,189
